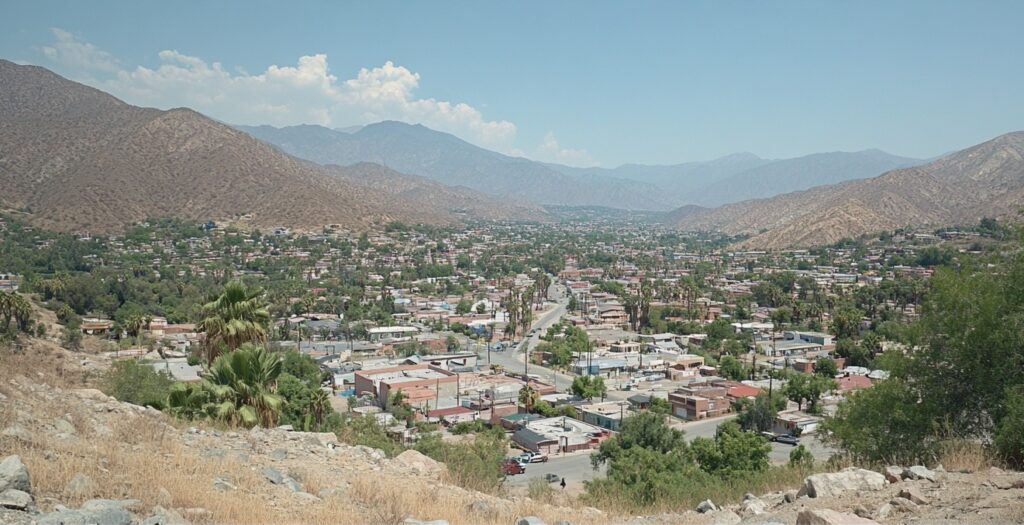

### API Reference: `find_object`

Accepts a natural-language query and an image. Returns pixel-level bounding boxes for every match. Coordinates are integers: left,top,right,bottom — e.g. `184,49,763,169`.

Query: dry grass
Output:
935,438,994,472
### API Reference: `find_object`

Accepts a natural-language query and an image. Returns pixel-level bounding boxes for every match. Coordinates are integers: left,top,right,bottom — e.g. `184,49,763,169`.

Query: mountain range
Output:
239,123,921,210
0,60,542,233
674,131,1024,248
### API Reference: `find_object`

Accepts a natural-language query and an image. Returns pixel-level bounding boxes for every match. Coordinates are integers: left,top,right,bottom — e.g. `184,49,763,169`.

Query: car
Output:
514,453,533,464
544,473,560,483
775,434,800,446
500,459,525,475
529,453,549,463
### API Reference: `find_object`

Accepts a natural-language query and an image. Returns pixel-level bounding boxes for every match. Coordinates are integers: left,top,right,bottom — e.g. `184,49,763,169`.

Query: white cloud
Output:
534,131,599,167
35,29,589,161
40,28,120,73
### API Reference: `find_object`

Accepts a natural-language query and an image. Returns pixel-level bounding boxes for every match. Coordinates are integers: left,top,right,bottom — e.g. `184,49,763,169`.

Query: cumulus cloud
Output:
35,29,591,161
534,131,599,167
41,28,121,74
38,29,517,151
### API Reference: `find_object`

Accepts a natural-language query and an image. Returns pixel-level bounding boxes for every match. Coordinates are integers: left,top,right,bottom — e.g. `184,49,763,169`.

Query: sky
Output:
3,1,1023,167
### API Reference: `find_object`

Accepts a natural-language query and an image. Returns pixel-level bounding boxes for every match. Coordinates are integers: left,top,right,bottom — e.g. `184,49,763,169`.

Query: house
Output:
668,383,731,420
666,355,705,379
774,411,820,435
427,406,478,425
511,417,611,454
81,318,113,335
367,326,420,342
836,374,873,393
353,364,459,409
578,402,628,431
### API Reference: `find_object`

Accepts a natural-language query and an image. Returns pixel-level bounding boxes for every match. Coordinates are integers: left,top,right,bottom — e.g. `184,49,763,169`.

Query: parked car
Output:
514,453,533,464
544,473,560,483
500,459,525,475
529,453,549,463
775,434,800,446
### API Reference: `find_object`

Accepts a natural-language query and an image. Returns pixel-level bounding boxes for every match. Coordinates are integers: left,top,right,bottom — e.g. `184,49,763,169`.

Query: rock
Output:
53,418,77,436
902,465,936,482
403,520,449,525
38,506,133,525
0,427,30,441
212,478,236,492
282,477,303,493
889,497,919,513
0,489,32,510
64,473,98,500
801,468,886,499
898,486,929,505
739,493,766,516
796,509,880,525
0,457,31,494
696,499,718,513
276,425,294,431
318,487,345,498
783,490,798,503
553,522,571,525
139,506,190,525
883,465,903,483
269,448,288,461
73,389,110,401
156,487,173,506
515,518,546,525
262,466,284,485
710,510,742,525
392,449,446,477
876,503,892,519
0,508,34,525
853,505,872,519
200,448,226,459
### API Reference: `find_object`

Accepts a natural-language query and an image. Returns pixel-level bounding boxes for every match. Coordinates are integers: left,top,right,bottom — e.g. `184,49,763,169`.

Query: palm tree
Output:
204,343,284,427
198,280,270,365
518,384,539,413
310,388,331,428
0,292,33,334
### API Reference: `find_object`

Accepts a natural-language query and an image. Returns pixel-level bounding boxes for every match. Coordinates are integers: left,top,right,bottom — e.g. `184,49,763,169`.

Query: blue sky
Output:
3,1,1023,167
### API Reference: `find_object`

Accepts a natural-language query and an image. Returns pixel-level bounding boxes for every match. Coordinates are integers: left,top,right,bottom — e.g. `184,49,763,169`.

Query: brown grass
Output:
935,438,994,473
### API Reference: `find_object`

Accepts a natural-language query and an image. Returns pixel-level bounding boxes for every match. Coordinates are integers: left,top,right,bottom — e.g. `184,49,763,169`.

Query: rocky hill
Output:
674,131,1024,248
0,60,541,234
2,335,1023,525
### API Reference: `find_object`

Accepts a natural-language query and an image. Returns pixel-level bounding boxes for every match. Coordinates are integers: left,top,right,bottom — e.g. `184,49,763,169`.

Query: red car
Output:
500,459,525,475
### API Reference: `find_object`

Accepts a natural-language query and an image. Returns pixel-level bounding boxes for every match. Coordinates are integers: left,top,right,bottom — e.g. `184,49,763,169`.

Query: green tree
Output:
814,357,838,377
736,393,777,433
198,280,271,365
518,384,539,412
691,421,771,476
788,444,814,468
177,343,284,427
571,375,607,401
718,355,747,381
994,386,1024,468
455,298,473,315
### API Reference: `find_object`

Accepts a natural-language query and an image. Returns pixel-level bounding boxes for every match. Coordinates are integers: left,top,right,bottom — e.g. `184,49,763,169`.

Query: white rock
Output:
796,509,879,525
801,468,886,498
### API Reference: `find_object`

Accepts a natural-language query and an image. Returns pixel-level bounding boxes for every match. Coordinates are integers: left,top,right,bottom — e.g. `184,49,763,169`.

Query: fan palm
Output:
518,384,539,413
204,343,284,427
198,280,270,364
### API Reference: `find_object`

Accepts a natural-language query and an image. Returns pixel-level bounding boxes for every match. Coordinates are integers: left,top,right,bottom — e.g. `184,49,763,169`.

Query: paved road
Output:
503,450,605,490
673,414,834,464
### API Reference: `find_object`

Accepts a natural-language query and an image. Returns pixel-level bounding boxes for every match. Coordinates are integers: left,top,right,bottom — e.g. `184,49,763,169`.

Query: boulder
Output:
38,506,132,525
876,503,892,519
800,468,886,498
392,450,446,477
515,518,546,525
262,466,285,485
0,489,33,511
140,506,191,525
902,465,936,482
783,490,798,503
269,448,288,461
853,505,872,519
282,478,303,493
883,465,903,483
402,520,449,525
796,509,880,525
64,473,98,500
739,493,766,516
0,508,35,525
0,457,30,494
889,497,918,513
898,486,929,505
212,478,236,492
710,510,742,525
696,499,718,513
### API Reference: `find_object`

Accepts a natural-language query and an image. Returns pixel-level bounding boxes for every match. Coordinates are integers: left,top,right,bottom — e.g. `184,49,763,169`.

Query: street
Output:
503,450,605,491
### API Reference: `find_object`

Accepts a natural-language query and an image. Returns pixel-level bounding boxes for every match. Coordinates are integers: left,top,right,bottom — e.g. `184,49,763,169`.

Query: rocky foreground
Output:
2,351,1024,525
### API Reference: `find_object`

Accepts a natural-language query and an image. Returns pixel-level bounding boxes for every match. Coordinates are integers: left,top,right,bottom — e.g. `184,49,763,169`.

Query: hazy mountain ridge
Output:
674,131,1024,248
0,60,541,233
242,122,921,211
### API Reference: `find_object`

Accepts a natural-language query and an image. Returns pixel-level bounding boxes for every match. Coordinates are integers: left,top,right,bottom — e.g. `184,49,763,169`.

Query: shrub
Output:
104,359,175,409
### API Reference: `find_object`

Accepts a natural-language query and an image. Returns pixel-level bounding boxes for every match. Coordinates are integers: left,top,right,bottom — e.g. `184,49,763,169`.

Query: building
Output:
578,402,628,431
511,417,611,454
367,326,420,342
353,364,459,409
668,383,731,420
